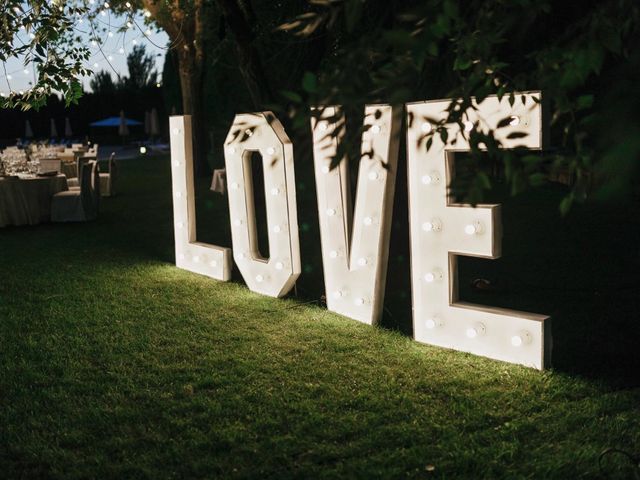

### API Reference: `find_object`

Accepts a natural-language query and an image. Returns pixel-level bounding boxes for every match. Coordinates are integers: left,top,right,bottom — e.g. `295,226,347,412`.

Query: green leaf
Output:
302,72,317,94
576,94,594,110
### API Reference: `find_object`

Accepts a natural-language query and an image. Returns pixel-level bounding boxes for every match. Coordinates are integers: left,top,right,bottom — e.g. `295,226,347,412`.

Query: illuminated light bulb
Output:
29,33,35,39
93,63,99,68
119,48,124,54
175,191,182,198
108,31,114,37
464,222,482,235
363,216,373,226
176,222,184,229
18,90,23,95
466,323,486,339
89,0,94,4
230,182,239,190
126,21,132,28
332,290,344,299
209,260,217,268
132,39,137,45
422,219,442,232
245,128,253,137
104,2,110,8
233,219,243,227
78,18,83,24
425,317,442,329
321,166,330,174
266,146,276,155
463,121,474,132
329,250,338,259
228,146,236,154
107,55,113,61
420,122,432,133
509,115,520,126
423,269,443,283
193,256,200,263
371,124,381,134
357,257,368,267
144,10,151,17
326,208,336,217
91,40,98,46
139,146,146,154
23,69,29,75
270,187,280,196
172,128,180,135
255,274,264,283
238,252,246,260
511,330,532,347
368,171,379,181
319,122,328,131
6,75,12,80
275,261,284,270
354,297,366,306
421,172,440,185
125,1,131,7
145,29,151,36
173,161,181,167
272,225,281,233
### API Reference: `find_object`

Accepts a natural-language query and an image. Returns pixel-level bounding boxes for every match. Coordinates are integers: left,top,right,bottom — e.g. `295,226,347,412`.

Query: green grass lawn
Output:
1,156,639,479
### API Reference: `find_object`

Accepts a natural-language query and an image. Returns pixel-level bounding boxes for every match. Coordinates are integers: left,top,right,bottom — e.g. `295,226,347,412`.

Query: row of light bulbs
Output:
425,317,532,347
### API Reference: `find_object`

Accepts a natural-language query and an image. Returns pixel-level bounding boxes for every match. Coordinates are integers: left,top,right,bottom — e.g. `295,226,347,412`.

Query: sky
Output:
1,10,169,96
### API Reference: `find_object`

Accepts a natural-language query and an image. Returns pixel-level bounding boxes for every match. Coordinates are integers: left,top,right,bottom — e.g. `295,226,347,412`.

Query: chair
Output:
67,155,91,188
51,161,98,222
99,152,117,197
38,158,61,173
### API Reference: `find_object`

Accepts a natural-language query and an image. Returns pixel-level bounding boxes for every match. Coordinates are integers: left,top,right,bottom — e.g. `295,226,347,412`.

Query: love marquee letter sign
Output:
169,92,552,370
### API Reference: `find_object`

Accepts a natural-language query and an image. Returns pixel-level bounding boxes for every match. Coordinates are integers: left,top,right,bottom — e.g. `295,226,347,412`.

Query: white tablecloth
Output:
0,175,69,227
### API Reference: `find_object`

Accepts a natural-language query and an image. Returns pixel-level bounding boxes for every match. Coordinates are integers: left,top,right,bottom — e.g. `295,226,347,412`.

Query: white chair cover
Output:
99,152,117,197
51,161,97,222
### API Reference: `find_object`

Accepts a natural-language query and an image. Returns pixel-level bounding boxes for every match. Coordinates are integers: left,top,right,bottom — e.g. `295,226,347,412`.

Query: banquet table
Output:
0,174,69,227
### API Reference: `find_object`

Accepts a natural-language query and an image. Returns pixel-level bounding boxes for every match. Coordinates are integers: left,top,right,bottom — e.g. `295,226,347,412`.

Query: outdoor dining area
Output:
0,143,116,228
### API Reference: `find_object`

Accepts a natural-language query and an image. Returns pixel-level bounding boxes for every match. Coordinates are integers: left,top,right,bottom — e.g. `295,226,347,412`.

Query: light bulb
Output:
466,323,486,338
326,208,336,217
118,48,124,54
233,219,243,226
209,260,217,267
332,290,344,299
423,269,442,283
319,122,328,131
321,166,330,174
238,252,246,260
23,69,29,75
255,274,264,282
363,216,373,226
125,1,131,7
368,171,379,181
176,222,184,229
245,128,253,137
266,146,276,155
463,121,474,132
420,122,432,133
107,55,113,61
172,128,180,135
329,250,338,259
6,75,11,80
228,146,236,154
371,124,381,134
421,172,440,185
425,317,441,329
173,161,181,167
104,1,110,8
144,9,151,17
354,297,366,306
108,31,114,37
271,187,280,196
422,219,441,232
511,330,531,347
93,62,99,68
464,222,482,235
275,261,284,270
145,29,151,36
175,191,182,198
272,225,281,233
509,115,520,126
357,257,368,266
230,182,239,190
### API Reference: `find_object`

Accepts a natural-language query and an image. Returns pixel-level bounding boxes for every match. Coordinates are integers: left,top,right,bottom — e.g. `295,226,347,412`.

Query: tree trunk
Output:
216,0,272,108
143,0,210,176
